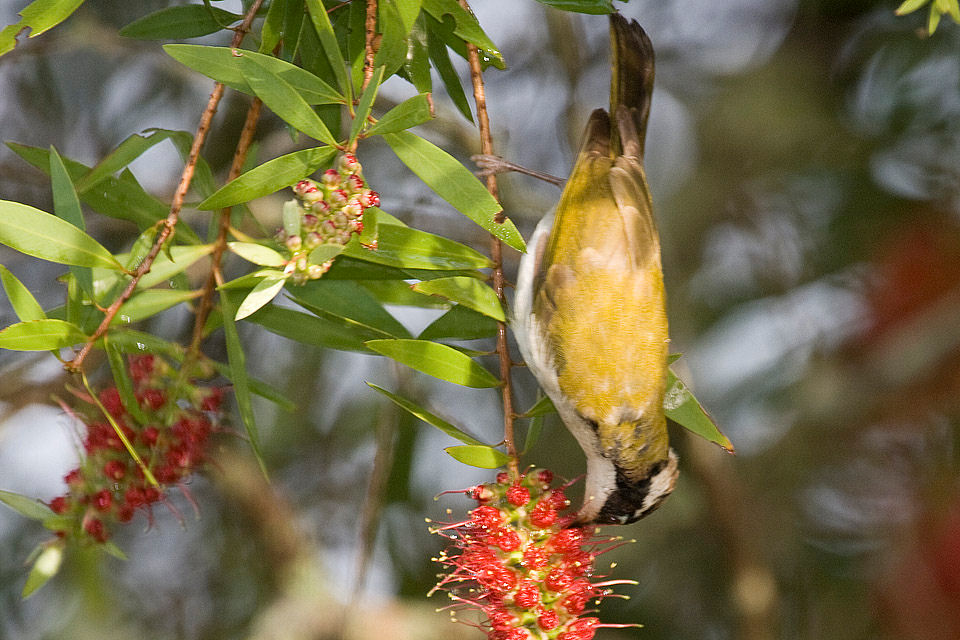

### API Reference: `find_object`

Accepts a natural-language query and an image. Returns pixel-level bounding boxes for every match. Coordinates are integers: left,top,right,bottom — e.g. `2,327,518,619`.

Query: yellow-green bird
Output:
513,14,676,525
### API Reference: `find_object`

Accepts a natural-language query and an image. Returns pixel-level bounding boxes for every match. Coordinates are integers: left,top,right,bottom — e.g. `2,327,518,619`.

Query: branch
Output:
65,0,267,373
458,0,519,478
361,0,379,92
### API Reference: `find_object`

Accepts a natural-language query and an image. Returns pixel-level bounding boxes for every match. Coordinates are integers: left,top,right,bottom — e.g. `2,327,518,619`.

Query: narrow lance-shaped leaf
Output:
199,146,336,210
163,45,343,105
350,66,384,143
445,445,511,469
421,0,504,68
341,223,492,270
0,489,56,521
118,5,242,40
219,288,269,478
0,0,86,57
0,319,88,351
365,94,433,137
365,338,500,388
75,130,189,193
49,146,95,300
664,369,735,453
0,265,45,322
0,201,124,270
228,242,287,267
111,289,200,326
22,541,64,599
105,335,148,424
383,131,525,252
367,383,485,445
239,55,338,146
235,276,287,321
425,23,473,122
304,0,351,100
531,0,615,15
413,276,505,321
418,304,497,340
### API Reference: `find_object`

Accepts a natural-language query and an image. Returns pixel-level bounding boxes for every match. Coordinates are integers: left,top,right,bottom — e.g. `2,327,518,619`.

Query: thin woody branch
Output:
66,0,266,373
361,0,379,92
459,0,519,477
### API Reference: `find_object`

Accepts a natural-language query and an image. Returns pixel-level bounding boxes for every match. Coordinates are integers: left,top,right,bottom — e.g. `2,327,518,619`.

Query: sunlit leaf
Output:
235,296,379,352
49,146,95,301
425,24,472,122
365,93,433,137
0,489,55,521
228,242,287,267
522,394,556,418
0,265,46,322
531,0,614,14
22,542,64,599
444,444,510,469
198,146,336,210
664,369,735,453
119,5,241,40
0,201,123,270
383,131,525,251
342,223,492,270
367,383,484,445
421,0,504,67
112,290,199,326
365,338,500,387
0,319,88,351
163,45,343,105
0,0,85,57
235,277,287,321
304,0,351,98
350,66,384,143
289,279,412,338
413,276,504,321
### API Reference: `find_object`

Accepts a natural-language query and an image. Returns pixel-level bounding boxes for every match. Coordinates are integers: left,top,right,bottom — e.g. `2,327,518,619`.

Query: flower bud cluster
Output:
47,355,224,545
431,469,634,640
277,153,380,283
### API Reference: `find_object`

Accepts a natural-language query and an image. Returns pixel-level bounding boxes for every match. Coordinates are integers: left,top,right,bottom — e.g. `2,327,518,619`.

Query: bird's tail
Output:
609,14,655,160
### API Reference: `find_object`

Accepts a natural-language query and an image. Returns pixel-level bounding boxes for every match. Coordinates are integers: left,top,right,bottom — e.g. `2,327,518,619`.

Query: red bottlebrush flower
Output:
83,517,109,543
143,486,161,504
124,486,146,508
137,388,166,411
103,459,126,481
92,489,113,512
49,496,70,514
507,485,530,507
321,168,340,186
430,469,638,640
200,387,224,412
141,425,159,447
98,387,125,418
129,355,155,384
116,504,135,523
64,469,83,487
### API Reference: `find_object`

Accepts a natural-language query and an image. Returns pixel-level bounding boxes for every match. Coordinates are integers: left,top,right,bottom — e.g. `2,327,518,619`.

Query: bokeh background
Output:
1,1,960,639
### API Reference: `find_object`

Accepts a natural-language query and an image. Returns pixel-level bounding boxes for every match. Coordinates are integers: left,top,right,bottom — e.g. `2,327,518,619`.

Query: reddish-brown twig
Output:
361,0,379,92
459,1,519,478
66,0,266,373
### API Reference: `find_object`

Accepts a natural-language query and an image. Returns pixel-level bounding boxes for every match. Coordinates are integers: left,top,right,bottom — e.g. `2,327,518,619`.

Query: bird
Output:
512,13,677,525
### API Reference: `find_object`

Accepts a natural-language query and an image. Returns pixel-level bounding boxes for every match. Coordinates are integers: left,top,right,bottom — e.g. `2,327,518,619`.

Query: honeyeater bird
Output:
512,14,677,525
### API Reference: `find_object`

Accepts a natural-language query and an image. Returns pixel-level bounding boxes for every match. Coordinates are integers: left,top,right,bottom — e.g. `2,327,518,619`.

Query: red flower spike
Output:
138,388,166,411
49,496,69,514
98,387,125,418
129,355,155,383
536,469,554,485
104,459,126,481
116,504,135,523
431,468,635,640
92,489,113,512
506,485,530,507
496,472,510,484
141,425,159,446
83,517,109,543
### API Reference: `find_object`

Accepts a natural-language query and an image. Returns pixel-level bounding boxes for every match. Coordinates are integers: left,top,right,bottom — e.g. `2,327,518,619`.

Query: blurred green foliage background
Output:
1,1,959,639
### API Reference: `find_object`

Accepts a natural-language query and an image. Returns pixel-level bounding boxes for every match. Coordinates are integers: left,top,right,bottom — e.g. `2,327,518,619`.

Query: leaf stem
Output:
459,0,519,478
65,0,267,373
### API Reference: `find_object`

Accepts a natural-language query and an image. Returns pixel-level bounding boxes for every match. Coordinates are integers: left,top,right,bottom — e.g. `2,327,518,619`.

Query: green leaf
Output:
522,394,556,418
532,0,615,14
444,444,510,469
22,542,64,599
413,276,504,321
289,279,412,338
219,286,269,478
304,0,351,99
664,369,735,453
522,411,544,455
134,244,214,290
367,383,484,445
896,0,930,15
373,1,412,77
239,55,338,146
240,300,375,352
365,94,433,137
360,280,445,307
0,0,85,57
394,0,423,33
163,45,343,105
0,265,46,322
235,277,287,321
418,304,496,340
383,131,525,252
308,244,344,265
0,319,88,351
365,338,500,387
100,540,128,561
228,242,287,267
421,0,504,67
119,5,241,40
0,201,124,270
425,24,473,122
0,489,55,521
404,21,433,95
199,146,336,210
350,66,384,143
49,147,95,300
112,290,199,326
75,130,188,193
105,335,148,424
342,223,492,270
